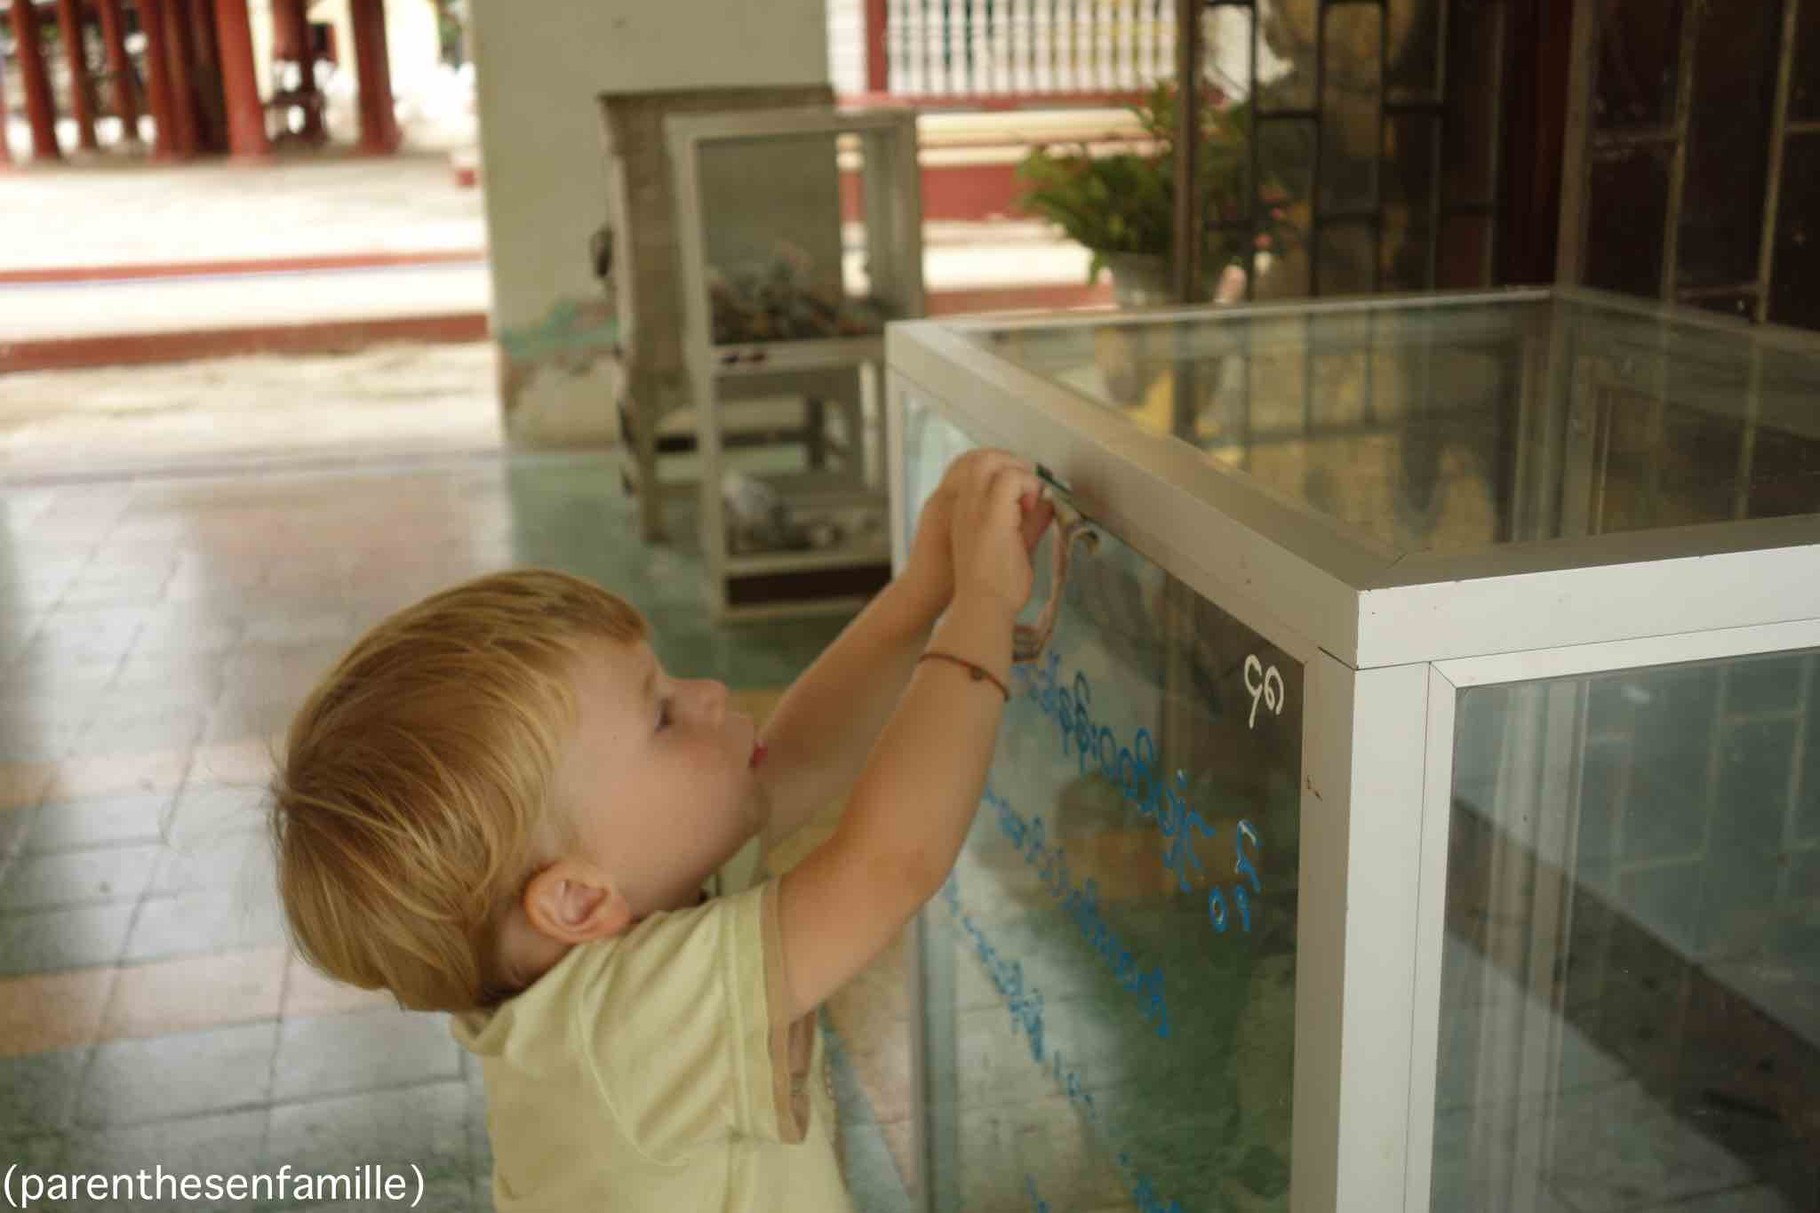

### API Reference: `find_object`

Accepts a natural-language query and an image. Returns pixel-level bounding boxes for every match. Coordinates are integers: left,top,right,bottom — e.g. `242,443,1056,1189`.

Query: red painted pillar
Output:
96,0,141,142
162,0,201,156
211,0,269,158
8,0,63,160
186,0,225,152
350,0,399,154
0,52,13,166
56,0,100,150
865,0,888,94
135,0,178,158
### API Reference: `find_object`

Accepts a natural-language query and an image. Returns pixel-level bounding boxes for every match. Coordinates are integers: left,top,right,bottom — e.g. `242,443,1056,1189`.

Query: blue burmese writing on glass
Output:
942,876,1186,1213
1207,819,1262,935
940,878,1047,1063
1014,652,1215,895
985,783,1172,1039
1012,651,1267,938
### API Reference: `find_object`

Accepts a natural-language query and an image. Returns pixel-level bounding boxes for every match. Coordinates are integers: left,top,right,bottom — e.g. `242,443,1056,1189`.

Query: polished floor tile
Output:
272,1009,463,1104
99,948,287,1042
0,969,112,1058
0,842,160,913
0,901,137,977
0,1048,86,1136
64,1108,268,1213
78,1020,280,1128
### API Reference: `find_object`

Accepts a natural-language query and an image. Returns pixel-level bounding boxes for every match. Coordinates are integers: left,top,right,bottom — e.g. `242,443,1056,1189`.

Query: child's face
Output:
552,638,767,919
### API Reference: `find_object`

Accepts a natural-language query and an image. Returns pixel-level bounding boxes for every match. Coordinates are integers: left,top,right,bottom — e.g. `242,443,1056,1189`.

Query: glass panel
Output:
1382,209,1434,292
1384,113,1440,290
1385,112,1439,212
1316,221,1377,295
1769,135,1820,330
1677,0,1781,291
1747,416,1820,518
695,131,904,342
711,362,891,577
906,399,1303,1213
1593,0,1686,130
1256,0,1318,113
1256,116,1317,298
1437,213,1492,288
1434,649,1820,1212
1442,0,1503,208
1792,0,1820,123
682,118,915,602
1682,291,1760,322
1585,145,1671,300
963,295,1820,556
1386,0,1442,104
1319,3,1384,215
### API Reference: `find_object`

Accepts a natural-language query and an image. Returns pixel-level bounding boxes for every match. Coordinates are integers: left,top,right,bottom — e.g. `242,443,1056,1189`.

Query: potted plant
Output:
1016,81,1292,307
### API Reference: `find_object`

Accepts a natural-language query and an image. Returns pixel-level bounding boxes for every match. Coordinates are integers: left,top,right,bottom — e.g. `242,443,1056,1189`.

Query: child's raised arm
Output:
775,454,1048,1022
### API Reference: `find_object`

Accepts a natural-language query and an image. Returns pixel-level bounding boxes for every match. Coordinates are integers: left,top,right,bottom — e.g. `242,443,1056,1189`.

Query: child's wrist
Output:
930,591,1016,672
892,565,951,625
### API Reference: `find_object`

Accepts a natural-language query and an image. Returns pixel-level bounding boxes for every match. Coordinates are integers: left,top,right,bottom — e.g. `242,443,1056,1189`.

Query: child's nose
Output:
691,679,728,723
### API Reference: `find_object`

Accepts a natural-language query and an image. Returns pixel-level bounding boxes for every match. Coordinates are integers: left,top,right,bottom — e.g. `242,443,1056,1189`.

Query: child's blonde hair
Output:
270,569,646,1012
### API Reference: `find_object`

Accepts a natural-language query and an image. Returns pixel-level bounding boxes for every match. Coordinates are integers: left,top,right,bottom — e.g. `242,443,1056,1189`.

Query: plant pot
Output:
1102,252,1175,309
1104,254,1256,309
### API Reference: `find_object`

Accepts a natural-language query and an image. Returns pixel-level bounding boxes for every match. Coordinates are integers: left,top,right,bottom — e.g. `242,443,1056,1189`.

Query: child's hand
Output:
949,452,1054,615
902,449,999,612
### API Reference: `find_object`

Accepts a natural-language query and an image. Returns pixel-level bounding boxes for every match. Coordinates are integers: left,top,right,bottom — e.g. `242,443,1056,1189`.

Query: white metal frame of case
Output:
667,107,926,620
885,286,1820,1213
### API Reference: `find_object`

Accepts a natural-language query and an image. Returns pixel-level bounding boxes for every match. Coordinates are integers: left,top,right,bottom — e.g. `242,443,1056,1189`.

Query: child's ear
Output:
522,861,635,943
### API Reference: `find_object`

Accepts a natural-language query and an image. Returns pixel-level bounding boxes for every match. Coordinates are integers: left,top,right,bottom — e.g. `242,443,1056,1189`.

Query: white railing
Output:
884,0,1175,99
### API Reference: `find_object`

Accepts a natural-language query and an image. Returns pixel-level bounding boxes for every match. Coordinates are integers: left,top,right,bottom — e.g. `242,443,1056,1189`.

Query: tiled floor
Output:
0,449,914,1210
0,345,502,484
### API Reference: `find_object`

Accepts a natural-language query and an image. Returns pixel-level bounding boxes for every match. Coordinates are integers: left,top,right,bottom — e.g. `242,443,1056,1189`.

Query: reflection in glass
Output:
1385,0,1442,103
1316,221,1376,296
1793,8,1820,122
1585,146,1671,299
1317,3,1383,216
696,131,906,343
1440,0,1502,209
1592,0,1686,129
1436,651,1820,1212
1257,0,1319,113
907,402,1303,1213
1676,0,1781,293
967,295,1820,557
1438,215,1493,290
714,361,889,577
1384,110,1439,213
1769,138,1820,331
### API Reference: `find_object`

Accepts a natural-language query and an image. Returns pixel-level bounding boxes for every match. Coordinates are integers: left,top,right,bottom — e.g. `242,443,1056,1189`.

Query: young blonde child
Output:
270,449,1054,1211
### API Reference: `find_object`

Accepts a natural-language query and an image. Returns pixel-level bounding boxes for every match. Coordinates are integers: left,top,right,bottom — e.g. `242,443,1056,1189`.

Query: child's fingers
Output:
980,466,1041,531
1020,495,1056,553
959,451,1033,507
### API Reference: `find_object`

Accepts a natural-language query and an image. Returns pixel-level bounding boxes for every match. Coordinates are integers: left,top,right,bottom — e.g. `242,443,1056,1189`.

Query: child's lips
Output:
749,740,768,769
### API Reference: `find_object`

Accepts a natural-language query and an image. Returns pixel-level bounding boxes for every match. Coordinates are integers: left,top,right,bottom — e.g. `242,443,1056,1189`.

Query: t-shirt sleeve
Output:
576,879,816,1158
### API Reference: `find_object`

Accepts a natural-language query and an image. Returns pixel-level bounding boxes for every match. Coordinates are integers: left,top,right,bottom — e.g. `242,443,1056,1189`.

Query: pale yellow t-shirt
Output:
450,880,852,1212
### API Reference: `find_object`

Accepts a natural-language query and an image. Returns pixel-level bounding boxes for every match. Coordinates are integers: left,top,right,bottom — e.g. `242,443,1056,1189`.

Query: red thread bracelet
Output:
920,651,1011,702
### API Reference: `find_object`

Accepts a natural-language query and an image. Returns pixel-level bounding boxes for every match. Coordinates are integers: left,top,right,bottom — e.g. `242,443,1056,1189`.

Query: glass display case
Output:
887,288,1820,1213
667,107,924,618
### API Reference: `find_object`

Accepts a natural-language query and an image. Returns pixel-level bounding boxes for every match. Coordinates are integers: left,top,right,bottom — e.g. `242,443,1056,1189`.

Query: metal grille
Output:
1175,0,1509,304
